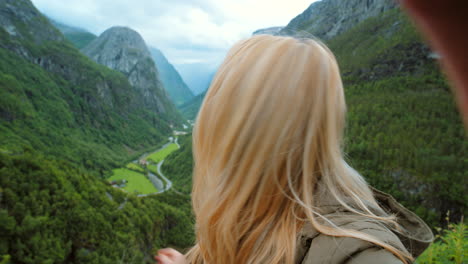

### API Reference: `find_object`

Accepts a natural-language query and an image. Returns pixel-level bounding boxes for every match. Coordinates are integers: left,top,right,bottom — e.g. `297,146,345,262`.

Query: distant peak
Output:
106,26,138,33
252,26,284,36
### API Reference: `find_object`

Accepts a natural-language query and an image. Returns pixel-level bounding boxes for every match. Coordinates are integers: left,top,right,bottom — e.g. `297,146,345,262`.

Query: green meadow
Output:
126,162,146,173
147,143,179,163
107,142,180,195
108,168,157,194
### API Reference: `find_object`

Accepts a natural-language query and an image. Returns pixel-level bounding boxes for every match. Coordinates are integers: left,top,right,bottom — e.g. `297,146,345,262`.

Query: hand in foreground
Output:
400,0,468,127
154,248,187,264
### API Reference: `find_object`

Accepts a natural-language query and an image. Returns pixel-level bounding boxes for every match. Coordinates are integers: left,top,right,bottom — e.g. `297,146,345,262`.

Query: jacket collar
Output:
297,187,434,257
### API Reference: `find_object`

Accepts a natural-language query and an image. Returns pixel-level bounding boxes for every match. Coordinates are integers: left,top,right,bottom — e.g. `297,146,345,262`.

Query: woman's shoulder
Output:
295,188,434,264
296,216,407,264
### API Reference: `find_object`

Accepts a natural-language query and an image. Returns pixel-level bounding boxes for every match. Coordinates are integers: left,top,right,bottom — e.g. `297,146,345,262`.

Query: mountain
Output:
49,19,97,49
50,19,193,106
150,47,194,106
279,0,397,39
0,0,193,262
175,63,216,95
0,0,179,168
252,26,284,35
82,26,182,122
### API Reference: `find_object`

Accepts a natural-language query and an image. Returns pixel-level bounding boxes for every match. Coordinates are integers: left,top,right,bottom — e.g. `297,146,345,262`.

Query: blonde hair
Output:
187,35,412,264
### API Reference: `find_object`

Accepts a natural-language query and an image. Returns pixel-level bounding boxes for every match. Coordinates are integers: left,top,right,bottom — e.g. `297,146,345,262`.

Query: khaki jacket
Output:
295,188,434,264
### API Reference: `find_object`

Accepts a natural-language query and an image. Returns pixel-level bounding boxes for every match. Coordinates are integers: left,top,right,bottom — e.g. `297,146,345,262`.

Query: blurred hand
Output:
154,248,187,264
400,0,468,127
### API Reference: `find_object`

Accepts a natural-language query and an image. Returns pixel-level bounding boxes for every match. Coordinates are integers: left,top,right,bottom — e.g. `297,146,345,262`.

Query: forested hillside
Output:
0,0,184,171
322,8,466,226
161,135,193,195
0,0,194,263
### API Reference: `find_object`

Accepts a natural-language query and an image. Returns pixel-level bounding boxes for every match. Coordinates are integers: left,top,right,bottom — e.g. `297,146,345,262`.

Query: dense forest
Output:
0,152,194,264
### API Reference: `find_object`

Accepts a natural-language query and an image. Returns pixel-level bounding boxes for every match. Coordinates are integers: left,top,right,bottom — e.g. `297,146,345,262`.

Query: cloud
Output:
31,0,317,66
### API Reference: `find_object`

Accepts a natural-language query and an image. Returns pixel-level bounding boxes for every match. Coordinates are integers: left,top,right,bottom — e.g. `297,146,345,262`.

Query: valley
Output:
108,134,181,196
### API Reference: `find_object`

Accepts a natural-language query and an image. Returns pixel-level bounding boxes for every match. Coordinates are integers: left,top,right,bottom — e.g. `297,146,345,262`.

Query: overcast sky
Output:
31,0,317,68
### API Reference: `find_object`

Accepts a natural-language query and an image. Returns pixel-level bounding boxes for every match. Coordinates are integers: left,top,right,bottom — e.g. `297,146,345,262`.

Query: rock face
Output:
278,0,434,82
82,27,168,113
150,47,194,106
252,26,284,35
280,0,398,39
0,0,63,44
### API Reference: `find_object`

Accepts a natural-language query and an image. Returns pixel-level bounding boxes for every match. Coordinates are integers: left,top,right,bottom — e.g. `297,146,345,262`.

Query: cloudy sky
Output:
31,0,317,68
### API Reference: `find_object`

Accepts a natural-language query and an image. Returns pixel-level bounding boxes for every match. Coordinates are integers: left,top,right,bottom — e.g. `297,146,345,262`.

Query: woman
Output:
155,35,433,264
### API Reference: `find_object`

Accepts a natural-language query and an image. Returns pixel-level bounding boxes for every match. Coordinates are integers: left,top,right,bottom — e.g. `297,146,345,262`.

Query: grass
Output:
148,164,158,174
108,168,157,195
126,162,145,173
147,143,179,163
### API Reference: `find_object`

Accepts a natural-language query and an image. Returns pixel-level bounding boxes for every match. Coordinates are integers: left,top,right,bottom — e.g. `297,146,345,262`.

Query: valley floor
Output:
107,137,181,196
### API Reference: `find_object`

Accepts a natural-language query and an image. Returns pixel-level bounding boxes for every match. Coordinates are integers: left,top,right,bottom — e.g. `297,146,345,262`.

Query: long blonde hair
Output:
188,35,412,264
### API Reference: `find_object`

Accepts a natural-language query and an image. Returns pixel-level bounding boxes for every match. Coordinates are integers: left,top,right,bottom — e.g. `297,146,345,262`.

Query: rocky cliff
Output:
82,27,172,114
0,0,63,44
150,47,194,106
280,0,397,39
253,26,284,35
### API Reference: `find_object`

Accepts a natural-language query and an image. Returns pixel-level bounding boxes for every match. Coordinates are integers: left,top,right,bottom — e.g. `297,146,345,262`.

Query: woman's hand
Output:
154,248,187,264
400,0,468,127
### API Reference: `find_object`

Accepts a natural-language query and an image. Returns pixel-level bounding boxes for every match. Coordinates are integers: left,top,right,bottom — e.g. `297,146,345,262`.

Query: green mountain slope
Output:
150,48,194,106
0,1,194,262
161,135,193,195
0,11,176,171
